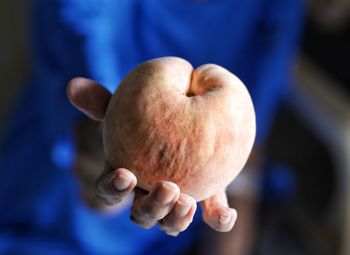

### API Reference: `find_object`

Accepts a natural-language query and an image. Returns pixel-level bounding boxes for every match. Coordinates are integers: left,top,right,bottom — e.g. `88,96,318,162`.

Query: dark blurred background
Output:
0,1,349,255
256,1,350,254
0,1,31,136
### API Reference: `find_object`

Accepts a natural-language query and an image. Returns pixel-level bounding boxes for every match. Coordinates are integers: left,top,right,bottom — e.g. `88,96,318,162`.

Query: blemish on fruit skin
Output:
157,144,167,161
186,92,195,97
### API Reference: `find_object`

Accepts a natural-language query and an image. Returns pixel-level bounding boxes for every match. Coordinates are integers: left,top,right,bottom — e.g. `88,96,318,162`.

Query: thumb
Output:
67,77,112,121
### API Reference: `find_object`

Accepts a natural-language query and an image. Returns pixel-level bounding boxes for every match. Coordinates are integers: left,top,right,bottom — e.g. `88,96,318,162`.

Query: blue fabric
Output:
0,0,305,254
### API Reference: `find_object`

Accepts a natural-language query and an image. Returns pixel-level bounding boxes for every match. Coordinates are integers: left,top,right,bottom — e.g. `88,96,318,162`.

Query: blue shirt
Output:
0,0,304,254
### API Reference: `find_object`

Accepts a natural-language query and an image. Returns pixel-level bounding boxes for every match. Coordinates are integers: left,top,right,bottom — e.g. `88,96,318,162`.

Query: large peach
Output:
103,57,256,201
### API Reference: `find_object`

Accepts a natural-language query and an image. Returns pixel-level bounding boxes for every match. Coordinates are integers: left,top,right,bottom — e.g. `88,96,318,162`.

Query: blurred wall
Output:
0,1,31,135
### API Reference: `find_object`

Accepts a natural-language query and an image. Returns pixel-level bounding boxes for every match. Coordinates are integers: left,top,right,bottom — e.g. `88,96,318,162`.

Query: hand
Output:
96,163,197,236
67,77,237,235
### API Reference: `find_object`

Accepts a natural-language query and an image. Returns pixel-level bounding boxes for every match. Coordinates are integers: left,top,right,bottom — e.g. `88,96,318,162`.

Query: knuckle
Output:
162,218,190,233
140,202,168,220
130,214,154,229
132,205,158,223
95,180,124,205
94,183,108,202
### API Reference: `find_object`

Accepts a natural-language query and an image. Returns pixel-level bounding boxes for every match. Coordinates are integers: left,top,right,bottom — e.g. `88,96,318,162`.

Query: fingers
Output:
95,164,137,206
130,181,180,229
67,77,112,121
159,193,197,237
130,182,197,236
200,191,237,232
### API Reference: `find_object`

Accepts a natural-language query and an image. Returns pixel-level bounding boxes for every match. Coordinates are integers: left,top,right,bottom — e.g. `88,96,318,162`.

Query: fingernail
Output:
175,197,192,217
156,182,178,205
114,173,132,191
219,214,232,225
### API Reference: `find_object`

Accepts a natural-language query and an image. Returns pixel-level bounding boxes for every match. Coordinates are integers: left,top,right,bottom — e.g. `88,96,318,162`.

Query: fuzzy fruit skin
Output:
103,57,256,201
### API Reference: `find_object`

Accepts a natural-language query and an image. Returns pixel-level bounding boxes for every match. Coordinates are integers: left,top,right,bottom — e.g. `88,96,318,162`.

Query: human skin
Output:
67,74,241,235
